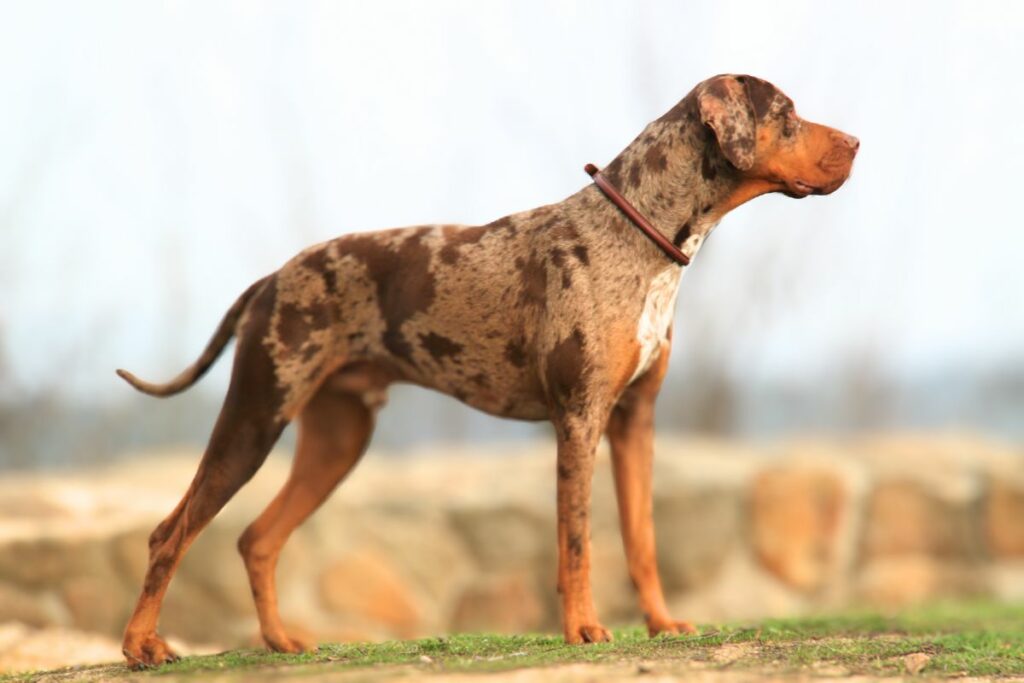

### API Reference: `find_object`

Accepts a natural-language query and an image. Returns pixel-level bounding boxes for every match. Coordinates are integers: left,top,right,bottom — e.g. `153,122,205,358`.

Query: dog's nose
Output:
841,134,859,152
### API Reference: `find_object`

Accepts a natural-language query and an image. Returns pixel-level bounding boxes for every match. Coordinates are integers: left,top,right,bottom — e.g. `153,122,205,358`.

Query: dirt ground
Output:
9,638,1021,683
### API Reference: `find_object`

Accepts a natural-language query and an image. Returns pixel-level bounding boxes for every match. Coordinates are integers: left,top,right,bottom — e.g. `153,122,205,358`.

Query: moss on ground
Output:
6,601,1024,681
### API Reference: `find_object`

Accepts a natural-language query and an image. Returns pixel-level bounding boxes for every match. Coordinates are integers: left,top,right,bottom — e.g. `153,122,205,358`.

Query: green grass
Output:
6,601,1024,681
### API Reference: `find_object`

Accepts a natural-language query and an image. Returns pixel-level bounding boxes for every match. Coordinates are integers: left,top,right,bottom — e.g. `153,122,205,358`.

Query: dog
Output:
117,74,857,667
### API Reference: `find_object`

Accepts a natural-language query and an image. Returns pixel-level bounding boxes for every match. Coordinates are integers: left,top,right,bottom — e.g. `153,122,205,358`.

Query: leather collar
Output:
584,163,691,266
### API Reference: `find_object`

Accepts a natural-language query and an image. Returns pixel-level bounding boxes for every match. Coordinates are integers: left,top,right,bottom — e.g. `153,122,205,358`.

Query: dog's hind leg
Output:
238,385,376,653
121,294,290,669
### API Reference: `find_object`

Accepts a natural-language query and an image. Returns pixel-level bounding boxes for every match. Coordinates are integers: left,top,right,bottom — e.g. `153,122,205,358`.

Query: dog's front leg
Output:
607,344,697,637
554,415,612,644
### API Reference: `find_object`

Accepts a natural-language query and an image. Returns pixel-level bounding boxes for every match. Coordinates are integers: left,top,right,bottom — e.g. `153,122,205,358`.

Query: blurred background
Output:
2,0,1023,468
0,0,1022,672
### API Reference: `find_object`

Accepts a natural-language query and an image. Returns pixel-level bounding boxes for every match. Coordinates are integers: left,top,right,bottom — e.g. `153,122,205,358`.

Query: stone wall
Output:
0,434,1021,650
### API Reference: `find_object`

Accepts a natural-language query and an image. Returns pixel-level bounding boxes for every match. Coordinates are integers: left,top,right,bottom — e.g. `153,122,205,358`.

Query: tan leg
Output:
122,332,287,668
607,343,696,637
555,415,612,644
238,389,375,653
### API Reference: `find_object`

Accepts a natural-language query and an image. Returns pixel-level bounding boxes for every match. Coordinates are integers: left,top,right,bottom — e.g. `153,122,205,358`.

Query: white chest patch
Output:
628,229,709,383
629,265,684,383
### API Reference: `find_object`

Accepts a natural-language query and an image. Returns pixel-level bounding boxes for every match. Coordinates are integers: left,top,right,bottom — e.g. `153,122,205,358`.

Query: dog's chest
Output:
629,265,684,383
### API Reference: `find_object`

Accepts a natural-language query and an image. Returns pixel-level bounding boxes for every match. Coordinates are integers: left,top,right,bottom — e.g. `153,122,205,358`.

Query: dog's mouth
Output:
784,179,822,198
784,174,852,198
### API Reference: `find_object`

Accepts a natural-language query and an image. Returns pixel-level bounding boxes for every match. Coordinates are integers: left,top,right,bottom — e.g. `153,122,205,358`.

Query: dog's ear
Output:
698,76,756,171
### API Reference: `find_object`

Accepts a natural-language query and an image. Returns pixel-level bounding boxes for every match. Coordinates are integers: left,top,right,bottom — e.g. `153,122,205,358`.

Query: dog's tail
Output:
116,276,271,397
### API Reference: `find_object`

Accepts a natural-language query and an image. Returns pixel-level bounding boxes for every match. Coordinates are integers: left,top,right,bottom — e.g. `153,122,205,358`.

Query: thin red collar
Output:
584,163,691,266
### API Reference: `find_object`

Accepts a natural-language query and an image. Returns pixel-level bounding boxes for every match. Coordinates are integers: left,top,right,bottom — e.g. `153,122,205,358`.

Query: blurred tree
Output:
0,132,70,467
840,341,892,431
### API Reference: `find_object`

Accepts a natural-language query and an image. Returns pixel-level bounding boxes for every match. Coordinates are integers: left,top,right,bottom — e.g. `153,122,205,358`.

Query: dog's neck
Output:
567,94,769,271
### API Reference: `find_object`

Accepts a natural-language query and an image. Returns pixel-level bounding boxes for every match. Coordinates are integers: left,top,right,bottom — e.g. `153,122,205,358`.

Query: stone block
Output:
450,573,545,633
751,467,846,592
986,478,1024,558
654,487,741,594
60,575,129,635
861,480,981,560
857,555,984,605
319,548,422,638
0,582,52,628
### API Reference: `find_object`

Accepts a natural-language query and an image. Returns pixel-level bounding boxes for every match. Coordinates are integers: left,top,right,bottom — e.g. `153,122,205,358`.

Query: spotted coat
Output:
117,73,859,664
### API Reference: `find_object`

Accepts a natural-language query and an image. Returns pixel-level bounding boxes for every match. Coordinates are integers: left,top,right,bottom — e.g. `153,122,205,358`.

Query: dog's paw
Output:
264,631,316,654
565,623,614,644
646,616,698,638
122,633,180,669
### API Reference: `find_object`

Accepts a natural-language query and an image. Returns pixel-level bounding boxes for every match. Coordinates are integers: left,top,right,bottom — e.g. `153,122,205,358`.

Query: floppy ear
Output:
697,76,756,171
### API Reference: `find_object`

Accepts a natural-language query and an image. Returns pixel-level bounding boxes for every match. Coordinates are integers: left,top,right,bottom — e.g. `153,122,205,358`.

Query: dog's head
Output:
696,74,858,198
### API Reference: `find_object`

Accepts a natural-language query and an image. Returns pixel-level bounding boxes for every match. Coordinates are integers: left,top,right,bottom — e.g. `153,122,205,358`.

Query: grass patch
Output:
6,601,1024,681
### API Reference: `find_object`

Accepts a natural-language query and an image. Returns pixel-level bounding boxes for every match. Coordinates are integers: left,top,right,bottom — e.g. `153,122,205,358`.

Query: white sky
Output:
1,0,1022,401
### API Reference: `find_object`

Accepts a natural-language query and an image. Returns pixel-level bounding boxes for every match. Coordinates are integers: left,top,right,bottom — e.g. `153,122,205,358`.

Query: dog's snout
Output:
840,133,859,152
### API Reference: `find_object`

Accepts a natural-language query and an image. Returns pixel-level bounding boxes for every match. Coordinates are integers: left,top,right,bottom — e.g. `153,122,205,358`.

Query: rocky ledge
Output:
0,433,1021,672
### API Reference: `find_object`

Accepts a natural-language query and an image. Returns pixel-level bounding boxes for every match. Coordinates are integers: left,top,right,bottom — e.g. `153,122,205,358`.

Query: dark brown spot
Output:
602,156,625,188
275,302,309,351
627,161,642,189
705,78,731,100
701,151,717,180
545,327,589,410
550,247,565,268
552,218,579,241
673,222,692,248
516,254,547,308
419,331,463,362
644,144,668,173
702,204,712,214
571,245,589,266
470,372,490,388
504,339,528,368
143,553,174,596
439,225,487,264
538,213,579,242
302,248,338,292
343,230,436,364
490,215,517,236
568,533,583,556
557,462,572,480
743,76,780,120
300,343,322,362
306,300,330,330
562,272,572,289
